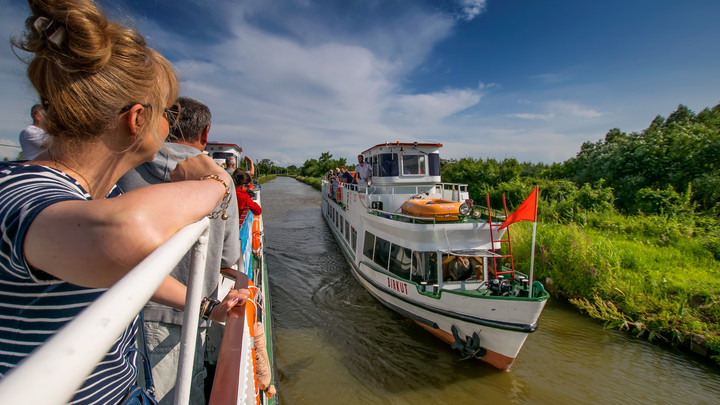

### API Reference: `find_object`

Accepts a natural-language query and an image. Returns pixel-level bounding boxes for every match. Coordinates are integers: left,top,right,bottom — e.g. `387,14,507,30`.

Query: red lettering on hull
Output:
387,277,408,295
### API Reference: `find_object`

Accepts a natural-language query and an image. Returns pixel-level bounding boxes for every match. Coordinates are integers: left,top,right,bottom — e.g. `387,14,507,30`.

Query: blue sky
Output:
1,0,718,166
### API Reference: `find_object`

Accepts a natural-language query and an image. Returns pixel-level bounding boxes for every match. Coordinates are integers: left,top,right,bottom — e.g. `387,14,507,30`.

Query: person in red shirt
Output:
232,170,261,216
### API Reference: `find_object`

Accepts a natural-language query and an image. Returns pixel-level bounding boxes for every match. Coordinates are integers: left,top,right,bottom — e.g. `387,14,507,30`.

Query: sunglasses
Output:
119,103,182,128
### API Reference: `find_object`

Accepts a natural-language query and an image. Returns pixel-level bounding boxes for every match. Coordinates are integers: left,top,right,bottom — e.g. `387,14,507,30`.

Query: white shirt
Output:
354,162,372,181
19,125,49,160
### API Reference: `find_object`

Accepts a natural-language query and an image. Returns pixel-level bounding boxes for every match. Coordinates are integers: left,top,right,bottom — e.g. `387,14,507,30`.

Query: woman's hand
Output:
209,288,250,323
171,153,232,185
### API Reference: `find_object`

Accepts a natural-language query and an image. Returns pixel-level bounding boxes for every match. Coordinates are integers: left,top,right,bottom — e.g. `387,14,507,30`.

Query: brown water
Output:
261,177,720,405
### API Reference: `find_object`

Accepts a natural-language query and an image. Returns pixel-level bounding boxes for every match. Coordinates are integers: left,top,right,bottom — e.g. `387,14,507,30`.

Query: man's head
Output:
226,156,237,169
358,154,364,165
30,104,44,127
340,167,346,173
168,96,211,149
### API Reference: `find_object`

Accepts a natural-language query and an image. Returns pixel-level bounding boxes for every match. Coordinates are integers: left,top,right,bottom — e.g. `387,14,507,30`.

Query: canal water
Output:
261,177,720,405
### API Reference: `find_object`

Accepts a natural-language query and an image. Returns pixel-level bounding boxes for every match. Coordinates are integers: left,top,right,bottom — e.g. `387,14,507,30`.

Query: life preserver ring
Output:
336,185,342,202
252,216,262,254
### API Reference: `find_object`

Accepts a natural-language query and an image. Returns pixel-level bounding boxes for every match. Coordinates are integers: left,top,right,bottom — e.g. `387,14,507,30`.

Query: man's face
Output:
358,155,364,164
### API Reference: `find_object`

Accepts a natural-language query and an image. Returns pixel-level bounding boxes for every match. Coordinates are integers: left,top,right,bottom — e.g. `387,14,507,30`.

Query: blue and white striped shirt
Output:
0,162,138,404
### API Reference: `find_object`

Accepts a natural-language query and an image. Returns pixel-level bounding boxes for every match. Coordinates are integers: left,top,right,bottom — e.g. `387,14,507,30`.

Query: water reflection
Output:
262,177,720,404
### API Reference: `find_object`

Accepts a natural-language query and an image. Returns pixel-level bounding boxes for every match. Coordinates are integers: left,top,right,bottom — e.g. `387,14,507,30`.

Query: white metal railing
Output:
0,218,211,405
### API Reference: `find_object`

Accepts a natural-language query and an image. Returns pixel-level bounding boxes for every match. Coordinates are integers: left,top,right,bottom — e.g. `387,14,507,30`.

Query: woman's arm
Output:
24,155,231,288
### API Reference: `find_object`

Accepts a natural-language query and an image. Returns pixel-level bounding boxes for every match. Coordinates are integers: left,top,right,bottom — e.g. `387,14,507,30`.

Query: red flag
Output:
499,186,539,229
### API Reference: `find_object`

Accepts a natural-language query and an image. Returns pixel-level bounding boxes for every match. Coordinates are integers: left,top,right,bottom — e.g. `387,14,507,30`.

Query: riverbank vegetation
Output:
289,103,720,363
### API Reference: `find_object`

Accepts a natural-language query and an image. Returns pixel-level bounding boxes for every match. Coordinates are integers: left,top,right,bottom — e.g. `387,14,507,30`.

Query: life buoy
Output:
336,185,342,202
252,216,262,254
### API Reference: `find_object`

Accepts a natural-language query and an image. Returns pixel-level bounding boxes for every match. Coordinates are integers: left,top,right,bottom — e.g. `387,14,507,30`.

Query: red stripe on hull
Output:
416,322,515,371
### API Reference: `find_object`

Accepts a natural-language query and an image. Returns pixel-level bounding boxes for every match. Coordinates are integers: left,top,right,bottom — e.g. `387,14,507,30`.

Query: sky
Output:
1,0,719,166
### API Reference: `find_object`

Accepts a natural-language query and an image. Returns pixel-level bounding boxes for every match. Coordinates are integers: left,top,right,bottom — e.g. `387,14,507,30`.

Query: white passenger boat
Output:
321,142,549,370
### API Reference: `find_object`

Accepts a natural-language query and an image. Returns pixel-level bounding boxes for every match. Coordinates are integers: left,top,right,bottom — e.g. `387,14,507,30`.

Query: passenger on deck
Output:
0,1,245,403
118,96,244,404
241,155,256,178
339,167,354,183
444,256,473,281
232,170,262,216
354,154,372,184
225,156,237,175
18,103,49,161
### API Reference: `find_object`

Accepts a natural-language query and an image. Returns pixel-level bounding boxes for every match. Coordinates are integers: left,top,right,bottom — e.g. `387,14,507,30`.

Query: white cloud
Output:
457,0,488,21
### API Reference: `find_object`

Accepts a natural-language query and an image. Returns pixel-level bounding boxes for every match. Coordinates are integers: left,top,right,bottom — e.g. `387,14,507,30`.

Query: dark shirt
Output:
340,171,353,183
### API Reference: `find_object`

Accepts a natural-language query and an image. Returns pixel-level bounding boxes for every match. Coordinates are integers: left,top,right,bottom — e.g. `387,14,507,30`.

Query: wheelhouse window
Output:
412,251,438,284
402,154,425,175
428,153,440,176
212,152,234,160
377,153,399,177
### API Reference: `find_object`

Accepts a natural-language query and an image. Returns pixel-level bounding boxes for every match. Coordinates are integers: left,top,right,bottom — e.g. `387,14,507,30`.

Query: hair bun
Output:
25,0,116,72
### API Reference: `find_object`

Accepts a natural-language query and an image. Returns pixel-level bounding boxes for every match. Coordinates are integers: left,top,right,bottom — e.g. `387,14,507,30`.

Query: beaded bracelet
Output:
200,297,221,320
200,174,230,220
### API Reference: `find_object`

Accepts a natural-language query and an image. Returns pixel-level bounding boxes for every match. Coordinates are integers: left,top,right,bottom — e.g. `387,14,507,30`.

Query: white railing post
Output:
174,225,210,405
0,219,210,405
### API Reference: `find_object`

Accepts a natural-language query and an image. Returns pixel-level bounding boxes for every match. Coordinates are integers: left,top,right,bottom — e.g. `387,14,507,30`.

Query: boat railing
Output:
0,218,212,405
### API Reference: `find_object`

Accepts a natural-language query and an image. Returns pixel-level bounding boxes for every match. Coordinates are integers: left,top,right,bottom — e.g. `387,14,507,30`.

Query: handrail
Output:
0,218,211,405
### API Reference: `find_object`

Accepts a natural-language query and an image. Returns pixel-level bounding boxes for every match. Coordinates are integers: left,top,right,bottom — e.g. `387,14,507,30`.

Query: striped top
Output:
0,162,139,405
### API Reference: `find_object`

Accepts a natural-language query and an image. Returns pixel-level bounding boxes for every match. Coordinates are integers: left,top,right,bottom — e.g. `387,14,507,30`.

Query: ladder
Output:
485,194,515,281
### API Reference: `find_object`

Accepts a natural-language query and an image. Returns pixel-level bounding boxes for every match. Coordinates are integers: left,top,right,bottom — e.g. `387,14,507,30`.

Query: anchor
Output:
451,325,486,360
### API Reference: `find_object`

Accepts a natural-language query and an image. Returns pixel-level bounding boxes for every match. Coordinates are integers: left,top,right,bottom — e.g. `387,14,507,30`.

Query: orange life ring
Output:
252,217,262,253
336,185,342,202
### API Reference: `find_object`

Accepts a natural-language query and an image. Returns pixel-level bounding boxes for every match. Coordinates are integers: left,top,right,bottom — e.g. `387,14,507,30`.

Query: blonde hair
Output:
12,0,178,150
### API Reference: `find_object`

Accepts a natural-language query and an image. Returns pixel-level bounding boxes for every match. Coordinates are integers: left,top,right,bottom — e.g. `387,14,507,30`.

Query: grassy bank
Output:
510,216,720,362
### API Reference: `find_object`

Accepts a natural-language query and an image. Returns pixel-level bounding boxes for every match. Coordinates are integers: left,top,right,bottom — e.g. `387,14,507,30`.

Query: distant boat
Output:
321,142,549,370
205,142,243,167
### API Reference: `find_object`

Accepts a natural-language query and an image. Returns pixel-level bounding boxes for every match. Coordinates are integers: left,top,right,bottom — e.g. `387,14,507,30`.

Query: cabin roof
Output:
206,142,243,152
361,142,443,155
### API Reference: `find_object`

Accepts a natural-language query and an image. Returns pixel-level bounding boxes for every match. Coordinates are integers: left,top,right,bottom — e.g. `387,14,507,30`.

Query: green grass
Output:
510,217,720,362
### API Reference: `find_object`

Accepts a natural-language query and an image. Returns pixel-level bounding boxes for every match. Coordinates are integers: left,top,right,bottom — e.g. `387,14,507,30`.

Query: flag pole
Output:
529,221,537,298
528,186,538,298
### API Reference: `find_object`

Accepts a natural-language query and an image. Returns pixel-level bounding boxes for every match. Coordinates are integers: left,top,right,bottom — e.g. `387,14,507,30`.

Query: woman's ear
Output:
123,104,148,138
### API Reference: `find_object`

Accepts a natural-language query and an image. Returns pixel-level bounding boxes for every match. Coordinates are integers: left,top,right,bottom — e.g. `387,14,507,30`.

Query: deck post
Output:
174,226,210,405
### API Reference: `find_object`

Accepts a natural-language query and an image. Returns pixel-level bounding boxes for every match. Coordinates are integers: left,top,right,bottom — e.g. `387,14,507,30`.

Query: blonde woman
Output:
0,0,244,403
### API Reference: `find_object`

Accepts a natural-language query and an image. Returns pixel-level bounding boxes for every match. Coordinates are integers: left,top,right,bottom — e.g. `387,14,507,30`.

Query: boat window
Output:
402,155,425,175
363,232,375,261
428,153,440,176
389,244,412,280
344,220,350,241
339,217,343,233
373,237,391,270
212,152,234,159
377,153,398,177
351,228,357,252
411,251,438,284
